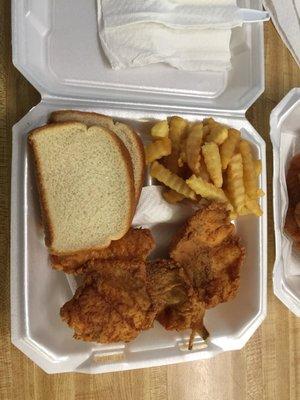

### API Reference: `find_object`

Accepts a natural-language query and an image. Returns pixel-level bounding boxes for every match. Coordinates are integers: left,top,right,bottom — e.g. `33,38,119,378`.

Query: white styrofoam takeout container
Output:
11,0,267,374
271,88,300,316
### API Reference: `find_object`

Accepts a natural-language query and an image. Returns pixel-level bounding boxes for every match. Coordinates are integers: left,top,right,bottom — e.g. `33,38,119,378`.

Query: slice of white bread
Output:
50,110,145,204
28,122,135,255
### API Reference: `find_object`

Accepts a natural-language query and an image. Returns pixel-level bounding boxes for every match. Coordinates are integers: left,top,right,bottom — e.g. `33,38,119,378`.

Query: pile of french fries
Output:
145,116,264,218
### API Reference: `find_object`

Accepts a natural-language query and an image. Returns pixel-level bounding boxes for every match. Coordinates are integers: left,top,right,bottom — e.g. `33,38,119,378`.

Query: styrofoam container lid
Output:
271,88,300,316
12,0,265,113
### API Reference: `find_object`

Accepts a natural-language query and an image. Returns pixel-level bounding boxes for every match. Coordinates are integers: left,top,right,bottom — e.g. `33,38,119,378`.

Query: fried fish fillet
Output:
60,260,157,343
284,154,300,248
170,202,245,309
147,260,208,345
51,228,155,274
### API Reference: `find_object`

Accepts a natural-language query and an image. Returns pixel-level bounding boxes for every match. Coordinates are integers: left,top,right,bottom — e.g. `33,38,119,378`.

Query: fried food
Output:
206,125,228,145
151,120,169,138
145,116,264,215
202,142,223,187
239,140,258,200
254,159,262,177
220,128,241,170
245,196,263,217
286,153,300,207
169,116,188,149
187,175,229,204
60,202,245,347
227,153,245,213
284,154,300,248
162,149,181,174
171,201,234,248
145,137,172,164
198,157,211,182
50,228,155,274
186,124,203,175
60,260,157,343
294,202,300,228
147,260,208,348
150,161,196,200
178,137,187,167
203,117,217,126
162,189,185,204
170,202,245,309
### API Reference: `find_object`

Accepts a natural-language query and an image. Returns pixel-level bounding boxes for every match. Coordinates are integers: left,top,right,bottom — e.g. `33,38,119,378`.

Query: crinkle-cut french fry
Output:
239,140,258,199
227,154,245,213
257,188,265,197
186,175,229,205
163,149,181,174
254,159,262,177
202,142,223,188
145,137,172,164
168,116,188,149
206,125,228,145
202,124,211,140
198,158,211,182
245,195,263,217
239,206,252,216
220,128,241,170
186,124,203,175
203,117,217,126
150,161,196,200
151,120,169,138
162,189,185,204
230,210,238,220
178,138,187,167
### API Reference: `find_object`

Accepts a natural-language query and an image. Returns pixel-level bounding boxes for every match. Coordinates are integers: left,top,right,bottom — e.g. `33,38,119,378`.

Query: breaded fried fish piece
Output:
170,201,234,251
147,260,208,346
60,260,157,343
170,202,245,309
51,228,155,274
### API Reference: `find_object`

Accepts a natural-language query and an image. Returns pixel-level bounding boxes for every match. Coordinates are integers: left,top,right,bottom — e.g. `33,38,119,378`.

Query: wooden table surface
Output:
1,0,300,398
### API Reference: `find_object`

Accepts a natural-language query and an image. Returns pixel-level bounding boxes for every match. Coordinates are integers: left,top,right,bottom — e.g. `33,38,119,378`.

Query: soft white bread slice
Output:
50,110,145,204
28,122,135,255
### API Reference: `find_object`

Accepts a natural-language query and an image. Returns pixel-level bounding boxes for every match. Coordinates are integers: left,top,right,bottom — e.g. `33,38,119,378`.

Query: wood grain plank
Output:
0,1,299,398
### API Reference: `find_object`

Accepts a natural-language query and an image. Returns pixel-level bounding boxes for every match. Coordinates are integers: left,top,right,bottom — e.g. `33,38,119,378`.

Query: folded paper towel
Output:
98,0,242,71
263,0,300,67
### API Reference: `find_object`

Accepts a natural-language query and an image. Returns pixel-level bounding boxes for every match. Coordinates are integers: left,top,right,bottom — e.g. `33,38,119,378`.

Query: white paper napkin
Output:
98,0,242,71
132,185,198,259
263,0,300,67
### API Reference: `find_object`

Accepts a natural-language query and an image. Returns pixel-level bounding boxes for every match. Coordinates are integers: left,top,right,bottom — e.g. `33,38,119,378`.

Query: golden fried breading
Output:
284,206,300,246
147,260,194,312
190,237,244,308
286,154,300,207
170,202,245,309
284,155,300,250
170,201,234,254
60,260,157,343
60,282,139,342
51,228,155,274
147,260,208,344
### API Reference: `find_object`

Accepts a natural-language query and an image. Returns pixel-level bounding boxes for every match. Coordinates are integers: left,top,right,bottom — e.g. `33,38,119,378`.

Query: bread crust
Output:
50,110,113,129
28,121,135,256
115,122,145,205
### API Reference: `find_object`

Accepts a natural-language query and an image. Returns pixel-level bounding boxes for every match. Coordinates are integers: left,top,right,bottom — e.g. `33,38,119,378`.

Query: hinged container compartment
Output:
11,0,267,373
271,88,300,316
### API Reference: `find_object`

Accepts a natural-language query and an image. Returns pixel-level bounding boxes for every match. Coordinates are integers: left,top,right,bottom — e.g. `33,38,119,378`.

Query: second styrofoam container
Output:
271,88,300,316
